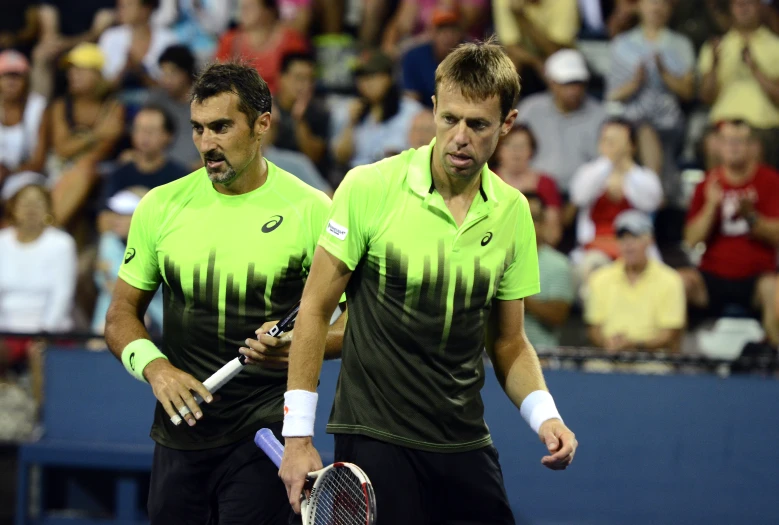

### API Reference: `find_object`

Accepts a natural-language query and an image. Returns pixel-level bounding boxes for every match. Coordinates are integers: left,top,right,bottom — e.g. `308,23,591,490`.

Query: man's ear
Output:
500,109,518,137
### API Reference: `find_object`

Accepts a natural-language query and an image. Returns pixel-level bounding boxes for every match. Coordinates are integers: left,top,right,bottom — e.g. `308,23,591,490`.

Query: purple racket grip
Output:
255,428,285,468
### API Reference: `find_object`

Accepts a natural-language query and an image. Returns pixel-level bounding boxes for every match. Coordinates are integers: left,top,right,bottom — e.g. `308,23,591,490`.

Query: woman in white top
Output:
0,184,77,335
0,50,48,188
332,49,422,168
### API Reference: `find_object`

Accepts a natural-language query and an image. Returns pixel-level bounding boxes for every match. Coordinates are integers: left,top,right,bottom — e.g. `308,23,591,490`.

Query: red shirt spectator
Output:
687,164,779,279
215,0,308,94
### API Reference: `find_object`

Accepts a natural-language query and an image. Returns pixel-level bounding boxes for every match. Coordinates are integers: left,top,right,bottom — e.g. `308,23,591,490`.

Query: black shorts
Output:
701,271,759,317
148,422,295,525
334,433,515,525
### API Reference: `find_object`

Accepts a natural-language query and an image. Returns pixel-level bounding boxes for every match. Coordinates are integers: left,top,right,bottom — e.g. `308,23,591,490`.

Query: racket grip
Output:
192,357,245,404
255,428,285,468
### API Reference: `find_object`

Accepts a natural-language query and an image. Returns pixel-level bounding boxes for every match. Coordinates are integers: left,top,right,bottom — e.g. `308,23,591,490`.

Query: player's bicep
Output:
302,246,353,318
108,278,158,320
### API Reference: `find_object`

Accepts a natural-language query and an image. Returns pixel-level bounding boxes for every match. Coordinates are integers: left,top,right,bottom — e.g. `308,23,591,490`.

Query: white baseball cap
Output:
545,49,590,84
107,190,143,215
1,171,47,201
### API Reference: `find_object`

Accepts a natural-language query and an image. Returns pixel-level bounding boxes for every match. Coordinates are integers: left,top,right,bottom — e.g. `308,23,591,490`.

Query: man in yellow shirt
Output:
493,0,579,95
699,0,779,169
586,210,686,352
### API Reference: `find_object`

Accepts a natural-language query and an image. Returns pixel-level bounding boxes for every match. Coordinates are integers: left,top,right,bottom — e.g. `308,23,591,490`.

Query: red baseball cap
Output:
431,8,460,28
0,50,30,75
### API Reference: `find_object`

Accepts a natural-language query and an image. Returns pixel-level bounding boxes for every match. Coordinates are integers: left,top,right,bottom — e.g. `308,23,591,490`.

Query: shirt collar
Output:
406,138,498,207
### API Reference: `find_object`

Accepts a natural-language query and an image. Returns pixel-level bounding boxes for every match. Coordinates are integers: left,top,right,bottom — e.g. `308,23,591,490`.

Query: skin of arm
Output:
684,199,719,246
524,296,570,328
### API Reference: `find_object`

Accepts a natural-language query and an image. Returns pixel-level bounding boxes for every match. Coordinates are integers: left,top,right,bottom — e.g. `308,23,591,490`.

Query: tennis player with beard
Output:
104,62,344,525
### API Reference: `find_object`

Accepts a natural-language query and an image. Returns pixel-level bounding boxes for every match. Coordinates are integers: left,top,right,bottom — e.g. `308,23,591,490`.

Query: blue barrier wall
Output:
313,362,779,525
29,351,779,524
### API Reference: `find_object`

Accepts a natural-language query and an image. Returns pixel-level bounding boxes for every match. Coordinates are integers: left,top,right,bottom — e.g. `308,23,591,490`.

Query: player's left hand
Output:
239,321,293,369
538,419,577,471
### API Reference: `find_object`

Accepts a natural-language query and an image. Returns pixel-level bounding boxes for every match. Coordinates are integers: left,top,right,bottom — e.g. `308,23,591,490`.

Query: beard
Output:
204,151,239,185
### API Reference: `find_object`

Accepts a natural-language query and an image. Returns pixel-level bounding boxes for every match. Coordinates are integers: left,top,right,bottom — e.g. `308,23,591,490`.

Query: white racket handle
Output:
193,356,245,404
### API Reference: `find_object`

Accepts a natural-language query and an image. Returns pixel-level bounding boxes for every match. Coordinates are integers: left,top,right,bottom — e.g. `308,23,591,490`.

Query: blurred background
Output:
1,0,779,523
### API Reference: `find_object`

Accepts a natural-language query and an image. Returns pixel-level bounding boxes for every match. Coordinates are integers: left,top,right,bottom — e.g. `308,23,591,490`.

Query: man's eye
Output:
444,116,456,124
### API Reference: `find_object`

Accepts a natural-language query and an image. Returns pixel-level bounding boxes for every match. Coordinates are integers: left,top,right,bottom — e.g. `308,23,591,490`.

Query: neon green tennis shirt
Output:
319,141,540,452
119,161,331,450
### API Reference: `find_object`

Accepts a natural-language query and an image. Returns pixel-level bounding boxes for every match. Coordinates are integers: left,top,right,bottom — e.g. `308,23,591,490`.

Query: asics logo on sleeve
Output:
129,352,136,370
262,215,284,233
124,248,136,263
481,232,493,246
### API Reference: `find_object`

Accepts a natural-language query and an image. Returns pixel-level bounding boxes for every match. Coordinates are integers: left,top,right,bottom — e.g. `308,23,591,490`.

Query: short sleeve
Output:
655,272,686,330
544,257,575,303
492,0,520,46
117,190,162,291
496,198,541,300
757,169,779,218
698,42,714,76
317,167,383,271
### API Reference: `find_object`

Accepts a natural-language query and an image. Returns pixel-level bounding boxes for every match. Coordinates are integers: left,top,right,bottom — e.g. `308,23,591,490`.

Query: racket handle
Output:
255,428,285,468
192,356,245,404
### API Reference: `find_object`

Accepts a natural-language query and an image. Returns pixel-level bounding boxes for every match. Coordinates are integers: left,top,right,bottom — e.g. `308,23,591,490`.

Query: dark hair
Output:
601,117,637,149
158,45,197,79
435,36,520,120
141,0,160,9
137,104,176,135
260,0,280,18
280,51,316,74
507,123,538,157
715,118,756,138
357,82,401,124
523,191,546,213
190,62,272,127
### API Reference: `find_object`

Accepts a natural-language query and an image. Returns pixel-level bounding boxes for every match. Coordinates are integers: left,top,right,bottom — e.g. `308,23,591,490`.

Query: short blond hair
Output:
435,37,521,120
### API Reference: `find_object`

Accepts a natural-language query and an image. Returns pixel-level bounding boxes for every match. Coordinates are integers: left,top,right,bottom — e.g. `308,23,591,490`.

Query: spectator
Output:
92,188,162,335
271,52,329,171
680,119,779,345
496,124,563,246
586,210,686,352
0,183,77,335
279,0,314,35
607,0,695,199
401,9,464,109
383,0,490,56
0,1,40,56
493,0,579,96
332,49,423,168
523,192,575,348
48,44,125,229
98,105,187,234
146,44,201,170
0,51,48,188
699,0,779,170
517,49,605,192
570,118,663,283
98,0,178,89
670,0,730,51
164,0,232,65
264,146,333,194
31,0,117,98
407,108,435,149
215,0,308,94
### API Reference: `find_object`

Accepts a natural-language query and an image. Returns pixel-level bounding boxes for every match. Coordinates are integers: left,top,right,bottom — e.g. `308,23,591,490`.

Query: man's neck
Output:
642,24,662,41
723,162,756,184
736,25,760,39
430,145,482,201
135,153,167,173
553,97,579,115
624,259,649,279
214,154,268,196
130,20,151,32
15,225,45,243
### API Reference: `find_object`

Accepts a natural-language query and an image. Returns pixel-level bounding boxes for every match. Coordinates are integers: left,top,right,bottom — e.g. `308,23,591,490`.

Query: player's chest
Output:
155,202,308,276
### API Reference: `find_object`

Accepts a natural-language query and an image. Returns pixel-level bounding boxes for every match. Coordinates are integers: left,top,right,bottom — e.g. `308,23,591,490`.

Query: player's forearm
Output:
323,308,347,360
287,306,331,391
490,336,548,410
105,302,154,363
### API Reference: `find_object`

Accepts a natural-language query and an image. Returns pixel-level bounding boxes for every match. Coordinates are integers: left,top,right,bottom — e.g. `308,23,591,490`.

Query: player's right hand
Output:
279,437,323,514
143,358,213,427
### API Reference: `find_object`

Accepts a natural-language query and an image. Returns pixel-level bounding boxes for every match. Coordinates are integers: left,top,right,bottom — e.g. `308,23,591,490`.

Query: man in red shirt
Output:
681,119,779,344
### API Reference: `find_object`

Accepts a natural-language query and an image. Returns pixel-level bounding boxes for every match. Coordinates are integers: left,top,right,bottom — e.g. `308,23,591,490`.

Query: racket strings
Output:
309,466,368,525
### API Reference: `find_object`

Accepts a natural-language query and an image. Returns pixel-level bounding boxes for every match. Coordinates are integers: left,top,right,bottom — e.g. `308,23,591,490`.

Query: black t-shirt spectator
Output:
43,0,114,37
274,101,330,170
102,159,188,208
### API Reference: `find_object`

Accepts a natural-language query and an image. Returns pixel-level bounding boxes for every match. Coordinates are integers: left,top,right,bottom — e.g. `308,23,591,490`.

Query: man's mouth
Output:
448,152,473,168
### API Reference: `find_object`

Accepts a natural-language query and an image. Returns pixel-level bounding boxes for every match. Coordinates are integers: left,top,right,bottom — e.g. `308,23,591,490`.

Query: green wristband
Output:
122,339,167,382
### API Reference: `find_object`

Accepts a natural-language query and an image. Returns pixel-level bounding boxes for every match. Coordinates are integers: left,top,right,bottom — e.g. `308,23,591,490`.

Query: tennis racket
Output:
255,428,377,525
170,302,300,424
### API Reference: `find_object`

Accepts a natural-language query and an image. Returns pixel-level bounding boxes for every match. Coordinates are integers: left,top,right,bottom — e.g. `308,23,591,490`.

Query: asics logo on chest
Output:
262,215,284,233
481,232,493,246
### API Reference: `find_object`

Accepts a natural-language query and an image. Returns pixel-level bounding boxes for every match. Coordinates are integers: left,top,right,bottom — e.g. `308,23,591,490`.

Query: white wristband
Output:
520,390,562,434
282,390,318,437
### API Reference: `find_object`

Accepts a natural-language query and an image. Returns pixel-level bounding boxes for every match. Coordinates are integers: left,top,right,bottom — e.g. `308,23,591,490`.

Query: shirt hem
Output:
326,423,492,453
150,416,283,451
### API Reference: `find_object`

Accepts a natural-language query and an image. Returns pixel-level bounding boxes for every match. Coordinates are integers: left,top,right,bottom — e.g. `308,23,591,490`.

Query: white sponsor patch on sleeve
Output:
326,220,349,240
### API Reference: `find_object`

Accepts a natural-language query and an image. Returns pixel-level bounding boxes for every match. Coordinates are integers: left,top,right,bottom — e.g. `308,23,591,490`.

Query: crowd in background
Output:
1,0,779,379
